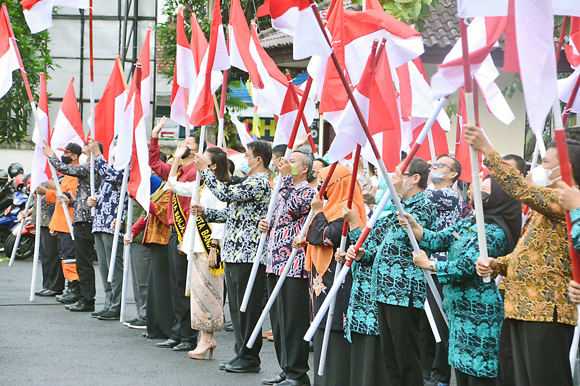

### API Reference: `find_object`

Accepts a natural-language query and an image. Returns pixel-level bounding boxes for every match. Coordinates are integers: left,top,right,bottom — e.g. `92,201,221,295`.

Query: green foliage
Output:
354,0,438,31
0,0,53,144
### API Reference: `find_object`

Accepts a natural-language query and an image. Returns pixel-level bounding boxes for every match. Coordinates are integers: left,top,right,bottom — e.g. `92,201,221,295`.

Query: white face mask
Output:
402,176,414,195
531,165,560,187
79,154,89,165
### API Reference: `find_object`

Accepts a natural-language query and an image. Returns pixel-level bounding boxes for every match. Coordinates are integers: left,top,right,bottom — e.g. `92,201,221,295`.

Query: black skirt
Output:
313,329,351,386
349,332,388,386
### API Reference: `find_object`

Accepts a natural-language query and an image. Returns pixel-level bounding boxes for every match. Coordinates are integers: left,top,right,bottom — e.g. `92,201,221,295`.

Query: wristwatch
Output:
210,242,218,248
429,262,436,273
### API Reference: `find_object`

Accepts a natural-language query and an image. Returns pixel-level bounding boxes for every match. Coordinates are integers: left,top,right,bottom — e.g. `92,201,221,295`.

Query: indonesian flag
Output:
92,58,128,163
230,112,253,149
50,78,85,156
0,7,19,100
257,0,331,61
365,0,383,11
170,5,194,127
30,72,51,193
565,17,580,69
273,84,308,146
559,18,580,115
456,0,580,17
138,28,151,119
127,78,151,216
20,0,89,34
188,0,230,126
228,0,263,88
430,17,507,100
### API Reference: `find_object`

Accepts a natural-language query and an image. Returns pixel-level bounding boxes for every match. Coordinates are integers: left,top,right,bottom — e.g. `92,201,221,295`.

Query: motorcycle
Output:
4,215,35,260
0,189,29,251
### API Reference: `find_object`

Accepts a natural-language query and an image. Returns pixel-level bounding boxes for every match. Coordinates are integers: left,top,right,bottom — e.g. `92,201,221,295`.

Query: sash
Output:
195,183,224,275
171,186,187,243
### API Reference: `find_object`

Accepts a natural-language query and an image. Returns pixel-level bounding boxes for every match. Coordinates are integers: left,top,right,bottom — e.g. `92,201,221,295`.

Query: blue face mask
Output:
268,161,276,173
241,157,257,174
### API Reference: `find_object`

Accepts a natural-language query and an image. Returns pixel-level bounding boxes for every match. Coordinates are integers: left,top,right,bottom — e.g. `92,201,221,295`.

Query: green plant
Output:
354,0,439,31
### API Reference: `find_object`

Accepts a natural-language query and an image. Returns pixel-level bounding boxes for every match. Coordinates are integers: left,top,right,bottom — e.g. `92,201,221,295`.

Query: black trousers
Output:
225,262,265,367
419,275,450,382
507,316,575,386
497,289,515,386
74,222,96,303
167,231,198,343
267,274,310,381
377,301,423,386
145,243,175,339
455,369,496,386
39,226,63,291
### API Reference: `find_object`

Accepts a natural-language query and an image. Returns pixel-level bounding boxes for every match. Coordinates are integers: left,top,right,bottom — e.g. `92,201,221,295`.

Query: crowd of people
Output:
29,117,580,386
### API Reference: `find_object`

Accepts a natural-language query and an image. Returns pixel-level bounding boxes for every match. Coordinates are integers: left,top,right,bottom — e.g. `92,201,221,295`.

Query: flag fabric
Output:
0,7,19,100
170,6,194,127
559,17,580,115
365,0,383,11
115,77,137,170
92,58,128,163
230,112,253,148
273,85,307,146
228,0,262,88
30,72,51,193
257,0,331,61
456,0,580,17
50,78,85,156
410,121,450,163
20,0,90,34
455,88,487,184
558,67,580,115
430,17,507,100
188,0,230,126
127,80,151,216
138,28,151,119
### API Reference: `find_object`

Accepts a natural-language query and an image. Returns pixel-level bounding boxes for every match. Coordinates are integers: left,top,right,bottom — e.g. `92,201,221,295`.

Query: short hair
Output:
437,154,462,183
408,157,430,189
159,151,167,164
548,139,580,185
227,159,235,175
400,151,408,162
189,133,207,152
85,141,104,154
314,158,329,168
247,140,272,168
205,147,229,183
293,151,313,176
503,154,527,176
272,144,287,159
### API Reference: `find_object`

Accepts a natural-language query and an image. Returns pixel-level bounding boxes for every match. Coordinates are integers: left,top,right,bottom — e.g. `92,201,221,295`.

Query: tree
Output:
0,0,53,144
359,0,439,31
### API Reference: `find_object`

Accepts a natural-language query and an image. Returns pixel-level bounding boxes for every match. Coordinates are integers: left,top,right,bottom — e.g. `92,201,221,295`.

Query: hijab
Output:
306,164,367,276
471,175,522,254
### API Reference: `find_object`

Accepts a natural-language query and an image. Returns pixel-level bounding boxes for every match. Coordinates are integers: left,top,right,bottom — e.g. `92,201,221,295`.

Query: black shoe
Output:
156,339,179,348
219,357,238,370
128,319,147,330
142,332,150,339
278,378,310,386
36,289,61,296
91,309,108,318
224,320,234,332
224,360,261,374
97,310,120,320
67,300,95,312
262,375,285,385
173,341,195,351
122,318,139,326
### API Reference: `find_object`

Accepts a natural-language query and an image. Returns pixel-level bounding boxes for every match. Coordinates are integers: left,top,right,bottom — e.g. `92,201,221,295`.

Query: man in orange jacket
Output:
36,143,80,304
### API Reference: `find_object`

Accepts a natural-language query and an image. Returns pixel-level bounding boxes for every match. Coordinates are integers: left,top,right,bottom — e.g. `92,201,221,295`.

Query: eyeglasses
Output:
431,163,456,172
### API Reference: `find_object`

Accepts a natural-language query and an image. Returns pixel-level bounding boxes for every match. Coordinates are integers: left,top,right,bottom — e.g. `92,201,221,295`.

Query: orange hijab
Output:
306,164,367,276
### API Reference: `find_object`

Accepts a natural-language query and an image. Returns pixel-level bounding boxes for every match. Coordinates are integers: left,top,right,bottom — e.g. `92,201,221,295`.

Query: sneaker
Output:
128,319,147,330
67,300,95,312
123,318,139,326
98,310,120,321
91,309,108,318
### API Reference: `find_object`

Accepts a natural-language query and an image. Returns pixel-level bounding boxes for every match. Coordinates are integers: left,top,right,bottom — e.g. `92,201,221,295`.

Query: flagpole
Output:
185,89,191,137
240,73,314,313
89,0,96,217
29,194,42,301
319,110,324,156
185,125,206,297
217,71,228,148
288,76,319,157
246,162,338,349
427,130,437,163
459,18,490,283
120,197,133,323
108,164,129,283
9,193,34,266
1,5,75,240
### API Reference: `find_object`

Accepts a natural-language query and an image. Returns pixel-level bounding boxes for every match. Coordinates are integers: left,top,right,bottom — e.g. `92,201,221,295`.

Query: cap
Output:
58,143,82,156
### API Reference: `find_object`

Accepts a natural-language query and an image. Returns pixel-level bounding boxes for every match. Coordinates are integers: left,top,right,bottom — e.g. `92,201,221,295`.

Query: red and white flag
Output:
50,78,85,156
170,5,195,127
30,72,51,193
92,58,128,163
230,112,253,149
273,85,308,146
127,77,151,216
228,0,262,88
188,0,230,126
257,0,331,61
457,0,580,17
138,28,151,119
20,0,89,34
559,17,580,115
0,7,19,100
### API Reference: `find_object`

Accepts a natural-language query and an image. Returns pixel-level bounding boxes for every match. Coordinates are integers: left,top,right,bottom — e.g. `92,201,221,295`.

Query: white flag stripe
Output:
0,40,19,99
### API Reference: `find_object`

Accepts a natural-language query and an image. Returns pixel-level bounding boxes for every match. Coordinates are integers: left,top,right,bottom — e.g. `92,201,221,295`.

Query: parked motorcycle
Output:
4,215,35,260
0,174,30,250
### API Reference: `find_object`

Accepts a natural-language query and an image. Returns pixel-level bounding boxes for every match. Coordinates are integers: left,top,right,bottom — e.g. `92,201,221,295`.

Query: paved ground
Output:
0,255,311,386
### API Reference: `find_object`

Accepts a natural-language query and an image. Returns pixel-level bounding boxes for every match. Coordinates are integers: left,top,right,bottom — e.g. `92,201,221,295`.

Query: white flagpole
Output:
29,194,42,301
89,0,96,217
427,130,437,163
120,197,133,323
108,164,129,283
9,193,34,266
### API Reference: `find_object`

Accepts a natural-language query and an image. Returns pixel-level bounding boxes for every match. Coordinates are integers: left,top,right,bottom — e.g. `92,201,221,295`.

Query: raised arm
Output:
202,168,269,203
148,117,171,180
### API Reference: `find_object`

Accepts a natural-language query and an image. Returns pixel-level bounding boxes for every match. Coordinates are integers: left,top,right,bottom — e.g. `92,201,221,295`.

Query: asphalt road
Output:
0,256,310,386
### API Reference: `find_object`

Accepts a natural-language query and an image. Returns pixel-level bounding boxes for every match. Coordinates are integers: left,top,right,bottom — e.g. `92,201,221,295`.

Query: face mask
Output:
79,154,88,165
291,165,300,176
531,165,560,187
62,156,72,164
470,191,490,210
268,161,276,173
429,170,445,185
402,177,414,196
240,157,257,174
181,147,191,160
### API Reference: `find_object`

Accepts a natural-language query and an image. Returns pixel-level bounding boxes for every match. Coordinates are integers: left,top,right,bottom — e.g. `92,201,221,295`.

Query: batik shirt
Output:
572,208,580,251
425,186,463,262
49,155,101,224
92,155,128,235
202,168,271,264
485,151,577,326
359,191,438,308
421,220,506,378
265,175,315,279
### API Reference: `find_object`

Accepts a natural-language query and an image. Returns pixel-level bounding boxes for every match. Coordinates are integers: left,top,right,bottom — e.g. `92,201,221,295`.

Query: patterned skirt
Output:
190,252,224,332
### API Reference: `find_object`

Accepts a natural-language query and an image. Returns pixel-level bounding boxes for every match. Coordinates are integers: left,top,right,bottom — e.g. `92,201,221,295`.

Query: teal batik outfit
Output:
571,208,580,251
420,220,507,378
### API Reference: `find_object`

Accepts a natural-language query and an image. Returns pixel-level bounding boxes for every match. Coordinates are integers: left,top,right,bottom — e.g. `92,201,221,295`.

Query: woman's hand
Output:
258,219,270,233
335,250,346,264
557,181,580,212
174,141,187,160
87,196,97,207
311,192,323,213
152,116,167,139
208,248,218,269
193,152,209,171
292,133,309,151
124,234,133,245
397,212,424,241
412,250,431,270
190,203,205,216
293,236,307,249
475,256,497,278
346,245,364,262
464,124,494,156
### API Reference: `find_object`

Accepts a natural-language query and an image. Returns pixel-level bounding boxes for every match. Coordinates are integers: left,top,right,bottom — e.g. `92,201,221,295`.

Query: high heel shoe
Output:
188,340,217,360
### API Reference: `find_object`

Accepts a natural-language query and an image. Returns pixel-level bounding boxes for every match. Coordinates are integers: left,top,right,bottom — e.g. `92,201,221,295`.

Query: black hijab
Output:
471,175,522,254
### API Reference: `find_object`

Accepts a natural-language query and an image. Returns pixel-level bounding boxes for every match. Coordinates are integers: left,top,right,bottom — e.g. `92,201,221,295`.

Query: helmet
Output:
0,169,8,184
13,174,25,189
8,163,24,178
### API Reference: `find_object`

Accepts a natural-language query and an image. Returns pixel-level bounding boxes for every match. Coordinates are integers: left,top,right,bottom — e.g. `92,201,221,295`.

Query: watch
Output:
429,262,436,273
210,242,218,248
